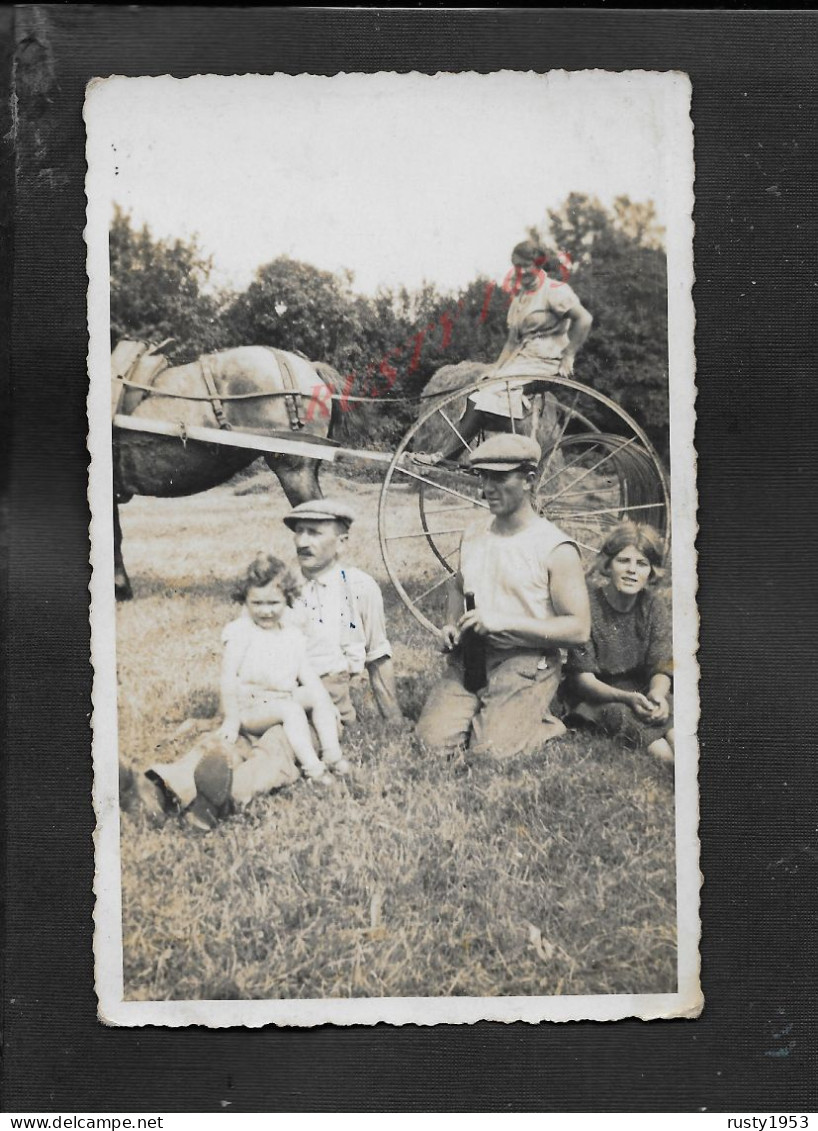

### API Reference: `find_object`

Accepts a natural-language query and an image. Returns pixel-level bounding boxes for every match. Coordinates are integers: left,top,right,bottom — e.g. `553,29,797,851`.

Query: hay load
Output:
414,359,566,454
413,360,492,452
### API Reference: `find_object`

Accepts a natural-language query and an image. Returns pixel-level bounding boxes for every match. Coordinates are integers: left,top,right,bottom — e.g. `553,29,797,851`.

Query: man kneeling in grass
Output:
416,433,591,760
121,499,403,829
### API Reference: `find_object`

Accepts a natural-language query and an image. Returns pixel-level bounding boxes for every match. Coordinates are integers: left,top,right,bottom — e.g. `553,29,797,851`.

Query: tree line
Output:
109,193,669,453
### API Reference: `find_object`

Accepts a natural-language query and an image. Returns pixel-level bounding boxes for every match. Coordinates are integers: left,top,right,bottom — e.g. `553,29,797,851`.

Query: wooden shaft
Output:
112,413,394,465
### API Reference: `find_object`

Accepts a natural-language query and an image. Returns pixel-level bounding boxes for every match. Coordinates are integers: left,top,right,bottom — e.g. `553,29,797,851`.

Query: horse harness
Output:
199,354,232,431
262,347,305,430
114,345,308,434
111,340,172,418
197,348,305,432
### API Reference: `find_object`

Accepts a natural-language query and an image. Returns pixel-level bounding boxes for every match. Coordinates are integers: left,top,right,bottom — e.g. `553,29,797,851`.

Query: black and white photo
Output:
86,70,699,1026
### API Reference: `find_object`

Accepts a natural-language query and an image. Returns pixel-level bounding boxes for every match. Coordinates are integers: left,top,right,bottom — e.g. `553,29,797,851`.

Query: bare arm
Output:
547,542,592,643
458,543,591,648
574,671,654,714
648,673,671,701
493,324,522,370
558,304,593,376
646,672,672,722
366,655,404,721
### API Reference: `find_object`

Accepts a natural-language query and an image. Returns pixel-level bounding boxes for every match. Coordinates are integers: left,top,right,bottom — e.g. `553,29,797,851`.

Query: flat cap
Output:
283,498,356,530
466,433,542,471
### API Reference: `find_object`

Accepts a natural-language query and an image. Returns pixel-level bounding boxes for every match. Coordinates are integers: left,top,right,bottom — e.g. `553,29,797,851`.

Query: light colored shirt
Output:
221,616,309,701
507,279,580,360
459,515,575,651
469,279,581,416
291,564,392,677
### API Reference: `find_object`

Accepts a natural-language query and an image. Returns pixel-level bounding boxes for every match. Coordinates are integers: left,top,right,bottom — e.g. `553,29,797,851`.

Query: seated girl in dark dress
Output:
566,522,674,765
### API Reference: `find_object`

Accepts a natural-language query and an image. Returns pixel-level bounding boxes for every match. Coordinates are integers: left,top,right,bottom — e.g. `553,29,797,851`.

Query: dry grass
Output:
117,469,677,1001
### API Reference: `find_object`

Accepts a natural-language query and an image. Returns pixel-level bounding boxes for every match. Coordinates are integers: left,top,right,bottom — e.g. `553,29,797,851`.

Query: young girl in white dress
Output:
219,554,350,782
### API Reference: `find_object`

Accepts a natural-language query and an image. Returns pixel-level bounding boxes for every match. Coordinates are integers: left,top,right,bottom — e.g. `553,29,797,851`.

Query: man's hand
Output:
457,608,507,637
440,623,460,652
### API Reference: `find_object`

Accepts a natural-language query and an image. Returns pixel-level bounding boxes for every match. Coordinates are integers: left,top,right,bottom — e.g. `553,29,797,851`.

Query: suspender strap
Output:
199,355,232,430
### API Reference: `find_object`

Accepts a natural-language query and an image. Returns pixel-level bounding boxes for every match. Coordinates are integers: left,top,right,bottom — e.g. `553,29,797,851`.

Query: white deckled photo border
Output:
87,70,700,1027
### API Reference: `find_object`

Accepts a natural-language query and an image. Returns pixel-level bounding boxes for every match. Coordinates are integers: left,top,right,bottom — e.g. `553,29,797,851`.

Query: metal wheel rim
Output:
378,375,670,636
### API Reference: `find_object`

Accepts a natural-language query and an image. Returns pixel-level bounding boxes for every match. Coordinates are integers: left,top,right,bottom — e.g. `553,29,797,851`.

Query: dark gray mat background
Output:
4,7,817,1112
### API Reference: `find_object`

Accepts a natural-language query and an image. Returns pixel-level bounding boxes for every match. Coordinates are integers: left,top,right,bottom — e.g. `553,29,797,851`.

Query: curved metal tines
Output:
379,374,670,637
539,434,668,538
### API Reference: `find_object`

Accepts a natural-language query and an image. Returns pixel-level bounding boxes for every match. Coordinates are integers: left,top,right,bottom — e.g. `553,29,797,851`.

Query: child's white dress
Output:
222,614,310,714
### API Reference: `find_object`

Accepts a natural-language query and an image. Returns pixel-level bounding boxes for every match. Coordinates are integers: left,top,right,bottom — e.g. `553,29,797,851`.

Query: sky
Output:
87,71,686,297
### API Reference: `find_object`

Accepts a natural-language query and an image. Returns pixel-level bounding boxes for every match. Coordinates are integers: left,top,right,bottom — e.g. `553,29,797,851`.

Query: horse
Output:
111,340,346,600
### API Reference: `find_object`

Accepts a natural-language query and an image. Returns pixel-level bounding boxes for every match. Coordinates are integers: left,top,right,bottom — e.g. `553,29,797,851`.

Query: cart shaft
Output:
113,414,394,466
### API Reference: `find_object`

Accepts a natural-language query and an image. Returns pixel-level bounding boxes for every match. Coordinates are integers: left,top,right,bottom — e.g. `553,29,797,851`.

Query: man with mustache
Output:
122,499,402,827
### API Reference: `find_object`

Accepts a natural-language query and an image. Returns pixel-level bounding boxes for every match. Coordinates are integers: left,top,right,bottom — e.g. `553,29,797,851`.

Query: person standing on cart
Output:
416,433,591,759
414,240,593,465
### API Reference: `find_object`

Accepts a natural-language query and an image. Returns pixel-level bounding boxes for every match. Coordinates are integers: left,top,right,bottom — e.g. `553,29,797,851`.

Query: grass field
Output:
116,464,677,1001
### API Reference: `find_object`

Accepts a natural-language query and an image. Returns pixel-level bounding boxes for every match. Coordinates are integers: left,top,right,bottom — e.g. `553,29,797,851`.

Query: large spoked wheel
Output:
378,374,670,636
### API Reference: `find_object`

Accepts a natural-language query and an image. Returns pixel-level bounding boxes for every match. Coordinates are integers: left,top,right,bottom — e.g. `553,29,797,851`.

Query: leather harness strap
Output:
113,344,171,419
199,355,232,430
265,347,304,430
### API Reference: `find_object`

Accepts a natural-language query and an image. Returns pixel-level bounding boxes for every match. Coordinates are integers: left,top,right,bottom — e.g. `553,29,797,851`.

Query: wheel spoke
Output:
385,527,470,540
393,463,489,509
543,483,623,502
506,380,516,432
546,438,636,506
413,570,455,604
536,441,609,494
536,391,581,487
550,500,667,521
380,373,668,639
569,537,604,554
422,503,482,514
436,408,474,453
554,519,617,536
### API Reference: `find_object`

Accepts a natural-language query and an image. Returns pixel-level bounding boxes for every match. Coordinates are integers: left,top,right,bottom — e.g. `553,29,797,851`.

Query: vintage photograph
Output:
87,70,699,1026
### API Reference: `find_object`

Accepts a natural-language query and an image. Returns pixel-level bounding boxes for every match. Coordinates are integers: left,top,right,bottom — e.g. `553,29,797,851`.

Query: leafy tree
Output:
108,194,670,454
109,206,232,361
393,196,669,453
224,257,365,370
402,275,512,391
